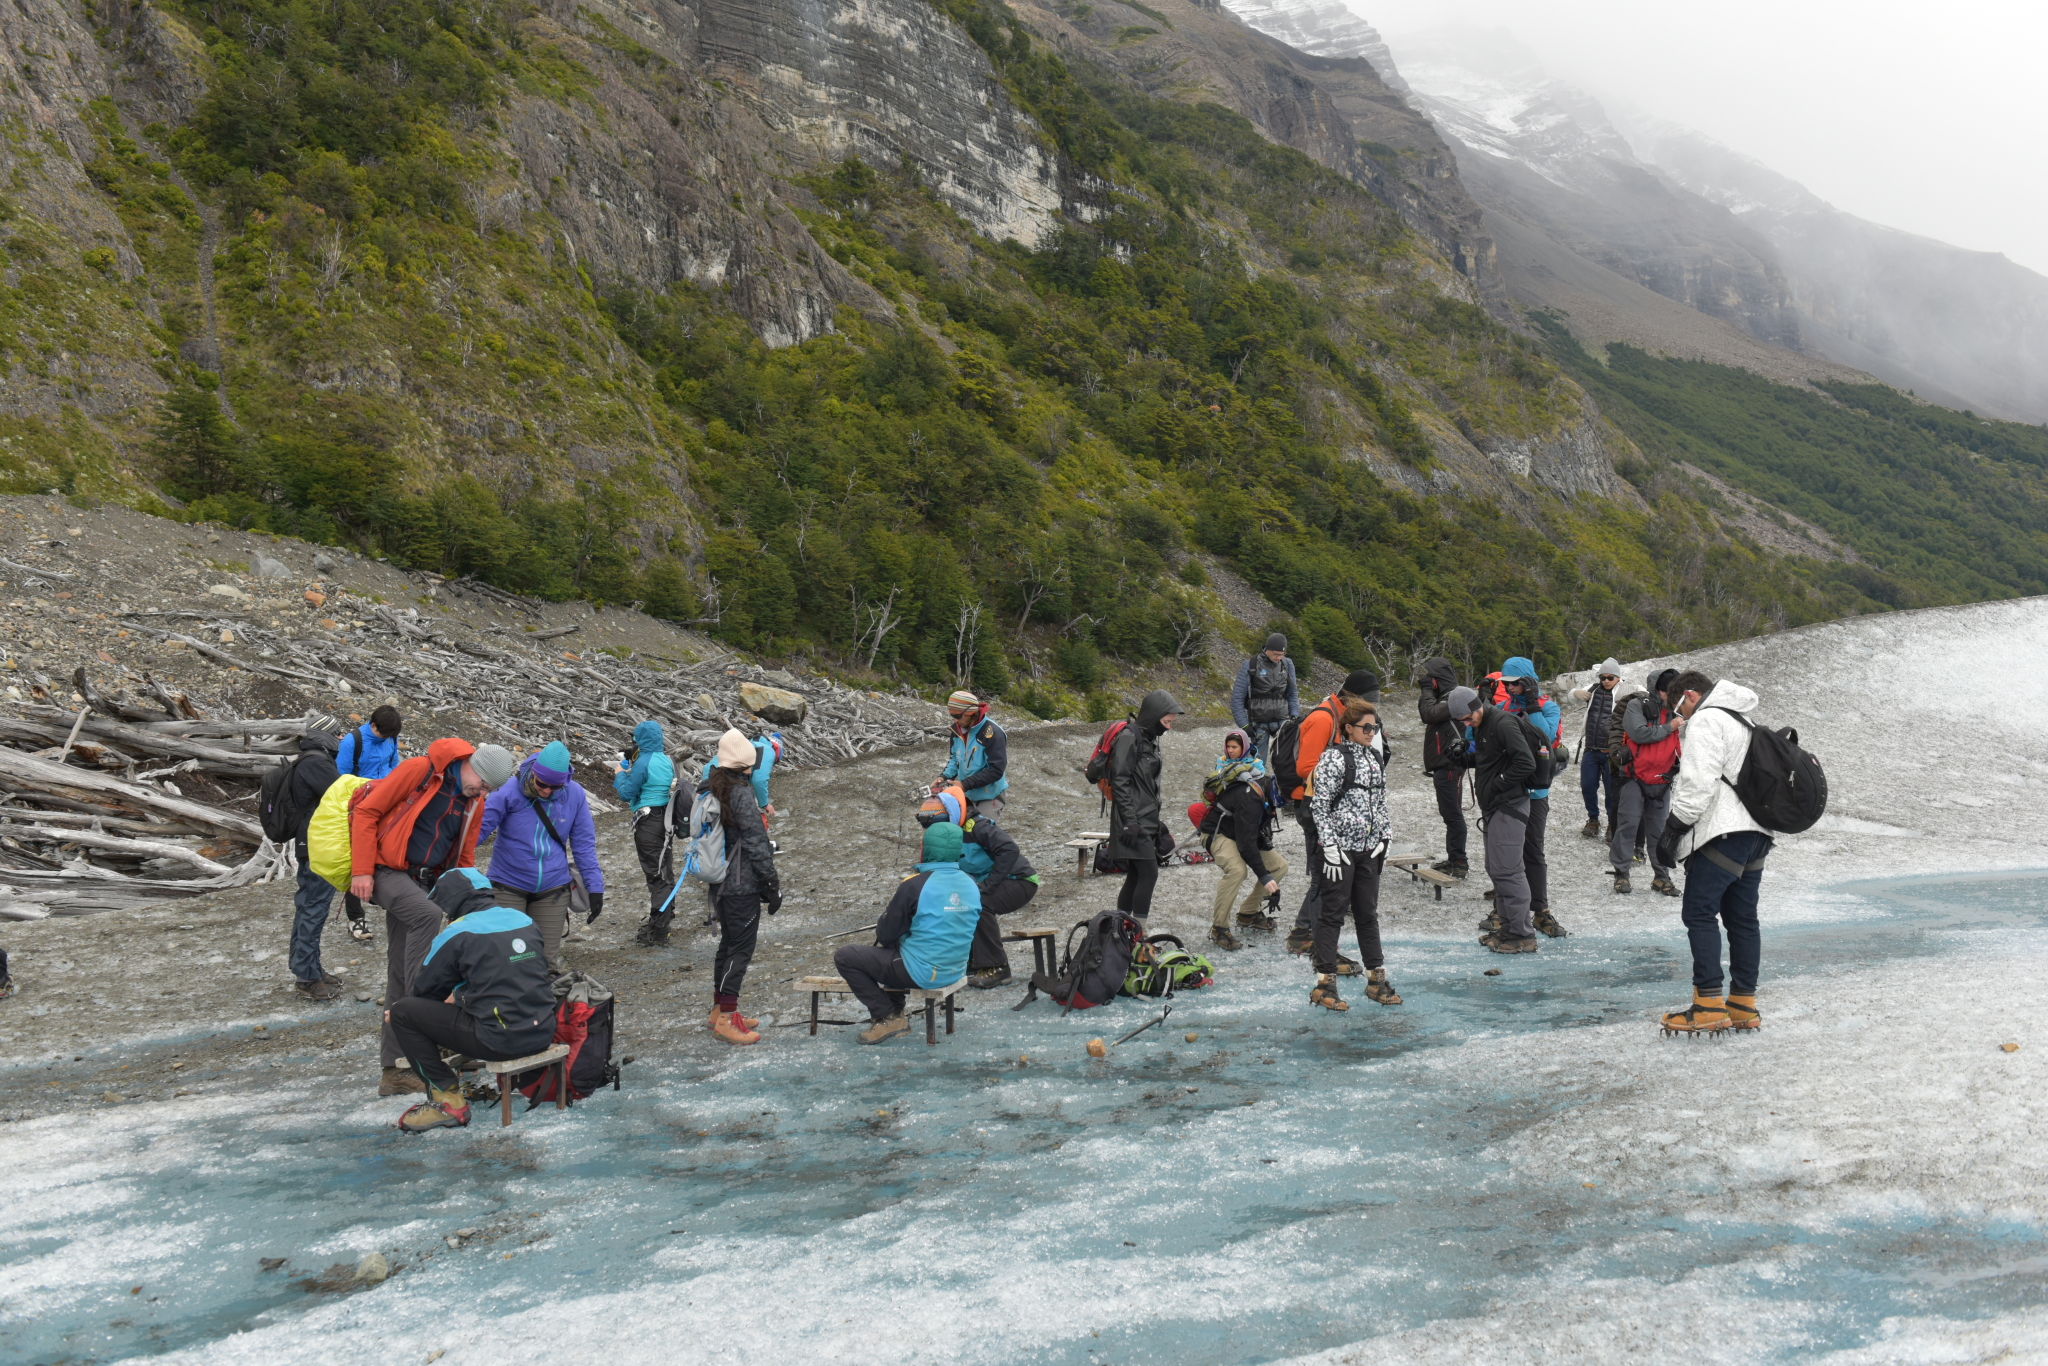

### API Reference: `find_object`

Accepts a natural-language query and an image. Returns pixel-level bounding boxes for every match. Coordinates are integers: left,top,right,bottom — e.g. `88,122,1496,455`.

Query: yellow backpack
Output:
307,774,374,891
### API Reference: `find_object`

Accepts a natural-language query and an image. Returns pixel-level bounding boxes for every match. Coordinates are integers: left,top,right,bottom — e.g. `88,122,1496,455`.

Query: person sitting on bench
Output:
385,869,560,1133
920,783,1040,991
833,822,980,1046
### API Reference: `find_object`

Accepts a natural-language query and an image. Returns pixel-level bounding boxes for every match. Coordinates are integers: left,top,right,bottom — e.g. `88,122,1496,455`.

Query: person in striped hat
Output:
933,689,1009,818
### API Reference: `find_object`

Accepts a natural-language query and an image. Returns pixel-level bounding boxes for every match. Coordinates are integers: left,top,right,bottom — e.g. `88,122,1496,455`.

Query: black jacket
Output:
1211,776,1276,880
1107,696,1171,860
1417,657,1463,773
961,813,1035,887
287,732,341,844
1470,704,1537,814
712,779,779,901
416,870,558,1057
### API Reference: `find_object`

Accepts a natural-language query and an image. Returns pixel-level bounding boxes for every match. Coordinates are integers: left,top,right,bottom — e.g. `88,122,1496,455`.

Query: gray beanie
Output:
1445,686,1481,717
1596,657,1623,679
467,743,515,789
1264,632,1287,653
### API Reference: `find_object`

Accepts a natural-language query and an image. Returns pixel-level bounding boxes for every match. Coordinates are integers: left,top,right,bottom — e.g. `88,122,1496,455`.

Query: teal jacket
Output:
615,719,675,810
878,863,981,988
940,717,1008,802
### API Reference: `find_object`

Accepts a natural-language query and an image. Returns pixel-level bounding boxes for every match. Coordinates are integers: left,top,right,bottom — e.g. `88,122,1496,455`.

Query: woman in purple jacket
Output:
476,741,605,973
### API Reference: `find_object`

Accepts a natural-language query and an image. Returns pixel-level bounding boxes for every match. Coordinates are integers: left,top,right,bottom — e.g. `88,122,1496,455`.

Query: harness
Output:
1697,838,1772,878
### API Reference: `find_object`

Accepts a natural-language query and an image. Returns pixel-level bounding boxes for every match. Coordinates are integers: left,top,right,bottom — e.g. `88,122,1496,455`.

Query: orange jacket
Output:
1288,695,1344,801
348,737,485,878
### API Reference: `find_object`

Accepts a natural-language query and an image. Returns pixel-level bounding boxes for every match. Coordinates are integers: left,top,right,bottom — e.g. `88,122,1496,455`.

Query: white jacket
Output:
1666,679,1769,860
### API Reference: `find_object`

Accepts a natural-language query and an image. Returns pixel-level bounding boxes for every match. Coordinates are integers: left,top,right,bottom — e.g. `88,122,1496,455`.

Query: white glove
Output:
1321,847,1350,885
1368,840,1389,862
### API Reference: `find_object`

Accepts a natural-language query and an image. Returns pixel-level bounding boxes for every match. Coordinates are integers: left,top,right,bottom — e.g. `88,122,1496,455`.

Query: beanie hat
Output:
1341,668,1381,698
716,728,756,769
468,743,515,789
1596,657,1623,679
946,689,982,714
1264,632,1287,653
530,741,573,786
1445,686,1481,717
921,820,964,863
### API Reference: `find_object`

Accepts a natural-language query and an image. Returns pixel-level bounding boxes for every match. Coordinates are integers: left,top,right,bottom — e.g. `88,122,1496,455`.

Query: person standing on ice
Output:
1106,689,1183,923
1416,657,1469,880
1283,669,1384,960
1306,705,1400,1012
1448,686,1539,954
1500,657,1566,938
1611,669,1685,897
1654,670,1770,1035
935,689,1009,818
475,741,605,974
1569,659,1624,838
1230,633,1299,763
703,729,781,1046
616,719,690,946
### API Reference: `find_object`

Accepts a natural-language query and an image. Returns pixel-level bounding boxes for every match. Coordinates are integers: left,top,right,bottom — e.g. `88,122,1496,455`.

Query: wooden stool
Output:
483,1044,571,1127
1065,832,1111,875
800,975,967,1044
1387,853,1456,901
1002,927,1059,1009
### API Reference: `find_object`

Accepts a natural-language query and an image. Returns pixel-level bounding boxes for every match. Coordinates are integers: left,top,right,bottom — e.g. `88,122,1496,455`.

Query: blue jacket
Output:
940,717,1008,801
477,759,606,894
1230,654,1299,729
878,863,981,988
335,722,398,779
415,871,558,1056
700,736,776,811
615,719,676,810
1502,656,1560,799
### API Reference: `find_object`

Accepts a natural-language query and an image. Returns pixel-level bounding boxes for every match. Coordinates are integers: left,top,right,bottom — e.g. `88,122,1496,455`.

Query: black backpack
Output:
1514,714,1556,793
1713,709,1828,833
514,972,622,1106
259,757,307,842
1033,911,1144,1011
1268,699,1338,801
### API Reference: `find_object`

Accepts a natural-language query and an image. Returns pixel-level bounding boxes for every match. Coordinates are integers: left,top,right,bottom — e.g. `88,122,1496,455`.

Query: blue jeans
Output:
290,859,334,984
1680,830,1771,995
1580,749,1616,823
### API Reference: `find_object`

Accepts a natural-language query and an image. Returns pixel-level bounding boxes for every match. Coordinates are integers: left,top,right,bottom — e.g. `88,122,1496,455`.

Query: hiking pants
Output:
289,847,333,985
373,867,448,1069
1611,781,1674,875
1117,852,1160,922
712,887,760,1010
492,884,572,972
386,996,534,1093
1580,750,1617,825
1481,800,1533,939
1292,804,1324,932
833,944,919,1022
968,876,1041,972
1207,837,1289,927
633,808,675,917
1247,722,1282,765
1524,795,1550,912
1312,849,1384,974
1433,767,1468,865
1681,830,1770,996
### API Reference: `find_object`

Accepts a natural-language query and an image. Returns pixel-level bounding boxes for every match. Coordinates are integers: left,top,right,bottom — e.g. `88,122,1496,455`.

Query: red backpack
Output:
1082,719,1129,806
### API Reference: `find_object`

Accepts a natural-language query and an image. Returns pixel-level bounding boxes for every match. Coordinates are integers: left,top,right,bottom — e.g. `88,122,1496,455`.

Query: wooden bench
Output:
482,1044,571,1127
800,975,967,1045
1003,927,1060,1010
1065,832,1112,875
1387,853,1458,901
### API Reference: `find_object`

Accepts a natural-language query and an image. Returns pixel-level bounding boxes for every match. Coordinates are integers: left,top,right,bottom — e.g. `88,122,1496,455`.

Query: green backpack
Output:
1122,934,1215,998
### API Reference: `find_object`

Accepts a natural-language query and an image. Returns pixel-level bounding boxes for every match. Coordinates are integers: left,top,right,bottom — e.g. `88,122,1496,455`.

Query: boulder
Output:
738,681,807,726
354,1252,389,1285
206,584,250,600
312,552,338,575
252,554,292,580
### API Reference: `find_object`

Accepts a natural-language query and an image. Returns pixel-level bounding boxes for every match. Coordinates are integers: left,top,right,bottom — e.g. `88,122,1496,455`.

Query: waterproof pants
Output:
1611,781,1675,875
1580,749,1617,825
373,867,446,1069
967,876,1041,972
633,809,675,917
1524,795,1550,913
386,997,537,1092
833,944,919,1022
492,884,572,972
1292,804,1324,933
289,849,333,984
1481,799,1533,939
1433,767,1468,865
1682,831,1769,996
1312,849,1385,974
1247,722,1282,765
1207,838,1289,927
712,888,760,1011
1117,852,1160,921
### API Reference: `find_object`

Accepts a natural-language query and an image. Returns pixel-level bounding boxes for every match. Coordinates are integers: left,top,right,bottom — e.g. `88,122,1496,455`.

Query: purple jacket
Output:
476,761,606,896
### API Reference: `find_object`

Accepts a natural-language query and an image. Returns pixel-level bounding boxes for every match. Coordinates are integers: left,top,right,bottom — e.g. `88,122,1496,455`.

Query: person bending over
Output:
1202,749,1284,952
834,821,980,1045
336,704,403,779
936,690,1010,819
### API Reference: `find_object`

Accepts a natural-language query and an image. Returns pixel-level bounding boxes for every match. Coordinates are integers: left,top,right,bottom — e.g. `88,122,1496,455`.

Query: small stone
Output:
1086,1038,1107,1058
101,1091,123,1103
2002,1042,2020,1053
170,1061,184,1069
354,1252,389,1285
356,992,374,1003
207,584,249,600
1184,1033,1198,1042
444,1237,463,1249
738,680,807,726
427,1353,446,1364
1484,968,1502,977
696,692,718,713
218,629,234,644
304,590,327,607
259,1257,287,1272
319,618,339,630
453,1227,480,1238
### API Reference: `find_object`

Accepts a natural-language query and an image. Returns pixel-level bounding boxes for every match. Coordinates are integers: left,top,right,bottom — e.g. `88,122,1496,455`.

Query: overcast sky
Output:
1359,0,2048,277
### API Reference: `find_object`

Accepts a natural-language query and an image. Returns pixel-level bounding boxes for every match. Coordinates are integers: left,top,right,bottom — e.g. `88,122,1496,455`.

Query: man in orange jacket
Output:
1284,669,1382,958
349,737,516,1096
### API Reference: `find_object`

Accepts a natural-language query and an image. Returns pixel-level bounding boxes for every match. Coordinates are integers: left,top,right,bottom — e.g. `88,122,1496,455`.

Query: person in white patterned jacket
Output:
1306,703,1402,1012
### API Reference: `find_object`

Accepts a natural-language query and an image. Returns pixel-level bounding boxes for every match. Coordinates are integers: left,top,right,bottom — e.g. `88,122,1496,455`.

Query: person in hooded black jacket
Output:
286,729,344,1000
1108,689,1182,921
1416,658,1468,876
1449,687,1541,952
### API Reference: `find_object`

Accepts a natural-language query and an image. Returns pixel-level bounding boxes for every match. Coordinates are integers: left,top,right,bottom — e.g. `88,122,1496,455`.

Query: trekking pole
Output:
820,922,879,942
1111,1003,1172,1047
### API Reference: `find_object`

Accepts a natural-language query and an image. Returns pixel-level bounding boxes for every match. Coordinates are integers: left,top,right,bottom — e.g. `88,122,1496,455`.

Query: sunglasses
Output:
532,778,563,793
1351,721,1380,733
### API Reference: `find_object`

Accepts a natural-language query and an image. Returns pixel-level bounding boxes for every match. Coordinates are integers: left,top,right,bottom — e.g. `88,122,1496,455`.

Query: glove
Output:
1120,824,1143,849
1321,846,1350,886
764,891,783,915
1367,840,1389,863
584,891,604,926
1655,815,1691,870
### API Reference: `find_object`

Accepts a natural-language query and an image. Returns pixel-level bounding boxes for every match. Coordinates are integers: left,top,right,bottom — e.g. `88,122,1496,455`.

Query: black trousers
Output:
387,996,539,1092
833,943,919,1021
1524,795,1550,912
1313,850,1385,974
1117,854,1159,920
968,877,1041,971
713,888,760,1008
1433,767,1468,863
1292,804,1323,932
633,809,675,917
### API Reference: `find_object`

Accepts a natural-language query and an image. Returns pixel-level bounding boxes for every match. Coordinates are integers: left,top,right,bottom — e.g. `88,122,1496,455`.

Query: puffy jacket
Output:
477,759,606,896
1417,658,1463,773
1107,694,1170,859
1231,653,1298,728
1469,704,1536,814
957,813,1036,887
348,738,485,879
335,722,399,780
941,714,1009,801
414,870,558,1057
1666,680,1769,860
877,864,980,988
286,732,341,843
1571,658,1625,749
614,719,675,810
709,778,778,901
699,736,776,812
1209,775,1277,880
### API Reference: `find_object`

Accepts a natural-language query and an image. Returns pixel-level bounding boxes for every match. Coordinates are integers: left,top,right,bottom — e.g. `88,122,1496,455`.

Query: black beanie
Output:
1264,632,1287,653
1342,668,1380,697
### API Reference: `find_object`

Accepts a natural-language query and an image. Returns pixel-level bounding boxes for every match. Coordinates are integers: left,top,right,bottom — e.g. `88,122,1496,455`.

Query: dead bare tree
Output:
951,600,982,686
313,226,346,307
852,585,904,670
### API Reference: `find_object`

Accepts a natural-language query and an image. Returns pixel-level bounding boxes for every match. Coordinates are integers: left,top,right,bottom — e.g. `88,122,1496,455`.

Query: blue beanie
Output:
531,741,573,786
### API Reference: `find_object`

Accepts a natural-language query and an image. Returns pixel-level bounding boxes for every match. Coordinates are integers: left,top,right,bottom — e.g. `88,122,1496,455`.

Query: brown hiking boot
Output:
1235,908,1277,930
378,1066,427,1097
1285,927,1313,955
396,1088,471,1133
294,978,342,1002
1362,967,1401,1005
1476,912,1501,936
1480,932,1538,954
1580,819,1600,838
1661,992,1730,1036
1650,875,1680,897
858,1013,909,1045
1209,925,1243,952
1726,994,1760,1031
1309,975,1348,1011
712,1009,760,1045
1532,908,1568,938
1611,871,1633,895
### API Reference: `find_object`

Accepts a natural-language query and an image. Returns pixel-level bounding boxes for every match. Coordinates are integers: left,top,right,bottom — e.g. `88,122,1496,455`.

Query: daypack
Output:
1713,709,1828,833
306,774,374,890
1033,911,1144,1010
1606,697,1637,779
679,788,729,885
1122,934,1214,997
1515,714,1556,793
1083,719,1129,804
1187,799,1215,832
514,971,620,1106
1243,654,1291,723
1269,699,1340,798
258,756,308,842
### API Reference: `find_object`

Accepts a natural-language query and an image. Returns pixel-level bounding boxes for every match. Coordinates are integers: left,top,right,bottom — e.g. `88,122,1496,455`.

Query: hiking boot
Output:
1661,992,1730,1037
447,1054,483,1073
1209,925,1244,952
635,912,674,946
1532,908,1568,938
1651,875,1679,897
1482,887,1496,901
396,1089,471,1133
1580,819,1601,839
1235,908,1278,930
711,1009,760,1045
1726,993,1760,1031
294,978,342,1002
1309,975,1348,1011
708,1006,759,1033
1611,871,1633,895
1480,932,1539,955
378,1066,427,1097
969,966,1013,989
1362,967,1402,1006
1603,823,1614,841
858,1013,909,1045
1284,927,1313,955
1330,955,1361,976
318,967,343,985
346,918,374,944
1431,859,1469,879
1476,912,1501,936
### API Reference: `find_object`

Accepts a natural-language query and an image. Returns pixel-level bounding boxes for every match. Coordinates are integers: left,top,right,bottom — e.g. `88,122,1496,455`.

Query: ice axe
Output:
1111,1003,1172,1047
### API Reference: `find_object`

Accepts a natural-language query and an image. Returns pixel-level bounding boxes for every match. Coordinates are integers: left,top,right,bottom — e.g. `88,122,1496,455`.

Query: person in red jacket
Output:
348,737,516,1096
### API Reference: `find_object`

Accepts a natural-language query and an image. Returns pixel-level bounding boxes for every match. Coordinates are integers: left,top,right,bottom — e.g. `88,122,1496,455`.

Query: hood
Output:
1650,668,1680,698
1611,678,1645,702
1135,689,1182,733
921,821,964,863
633,719,665,752
298,730,340,756
1698,679,1758,715
1221,727,1252,759
1421,657,1458,691
431,867,499,920
423,736,477,774
1501,656,1539,685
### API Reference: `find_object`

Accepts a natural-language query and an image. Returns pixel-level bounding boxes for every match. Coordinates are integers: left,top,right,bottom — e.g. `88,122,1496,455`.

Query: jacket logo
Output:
512,938,527,952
